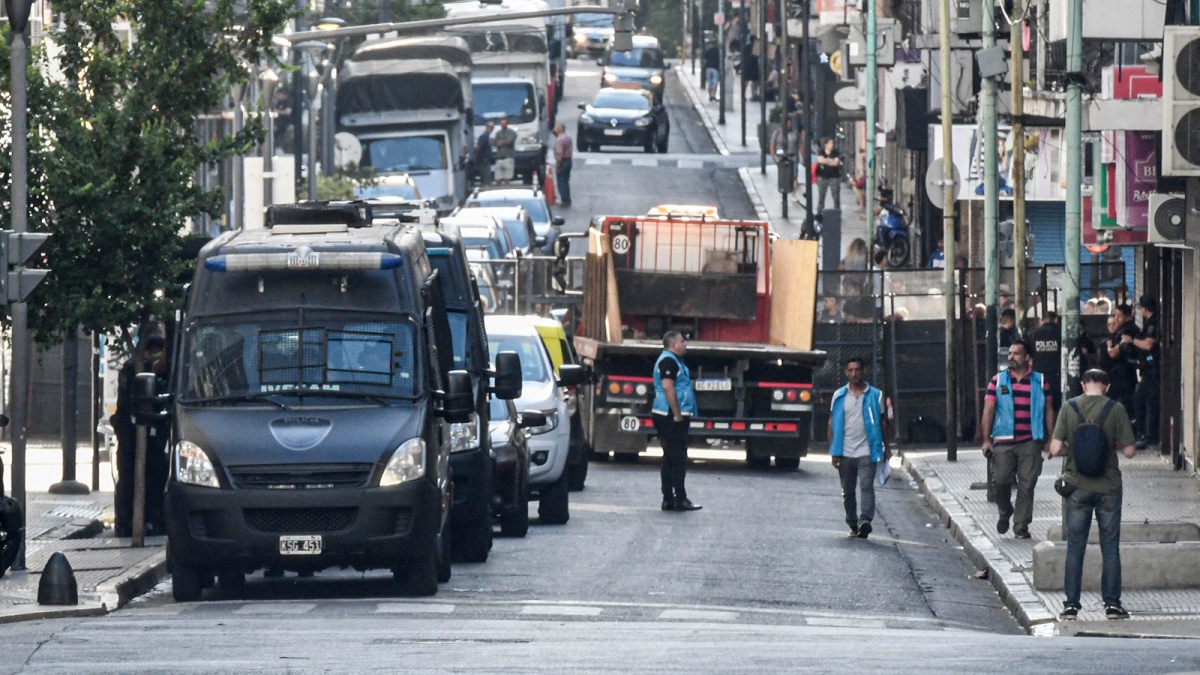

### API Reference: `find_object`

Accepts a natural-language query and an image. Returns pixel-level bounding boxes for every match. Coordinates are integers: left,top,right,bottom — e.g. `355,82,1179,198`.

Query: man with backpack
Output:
1048,368,1137,621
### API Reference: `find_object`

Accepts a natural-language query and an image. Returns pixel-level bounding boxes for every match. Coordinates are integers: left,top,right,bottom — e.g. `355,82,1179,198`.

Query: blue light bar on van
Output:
205,248,403,272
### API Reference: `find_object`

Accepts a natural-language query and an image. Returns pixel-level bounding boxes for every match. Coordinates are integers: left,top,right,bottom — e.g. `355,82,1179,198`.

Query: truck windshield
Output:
473,82,538,124
362,136,448,173
608,47,663,68
180,312,419,405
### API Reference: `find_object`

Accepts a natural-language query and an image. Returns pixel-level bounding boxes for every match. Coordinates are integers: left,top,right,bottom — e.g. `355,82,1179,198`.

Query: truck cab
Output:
159,202,521,601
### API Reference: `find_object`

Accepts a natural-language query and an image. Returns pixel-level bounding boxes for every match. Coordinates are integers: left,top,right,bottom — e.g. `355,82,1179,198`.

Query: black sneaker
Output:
661,499,676,511
1014,529,1031,540
997,516,1010,535
1060,603,1080,621
848,525,860,537
857,520,872,539
675,499,702,511
1105,604,1130,620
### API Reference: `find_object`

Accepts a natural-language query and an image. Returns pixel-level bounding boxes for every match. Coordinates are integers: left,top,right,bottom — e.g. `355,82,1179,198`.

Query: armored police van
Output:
157,202,521,601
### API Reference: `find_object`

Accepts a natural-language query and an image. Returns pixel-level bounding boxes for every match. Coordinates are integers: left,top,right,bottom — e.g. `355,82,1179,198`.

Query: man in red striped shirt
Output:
981,338,1055,539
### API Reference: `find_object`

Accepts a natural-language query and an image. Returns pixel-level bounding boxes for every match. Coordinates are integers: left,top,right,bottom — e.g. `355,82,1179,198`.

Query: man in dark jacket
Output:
1132,295,1160,448
1030,311,1062,411
1100,312,1137,425
113,336,169,537
475,120,495,187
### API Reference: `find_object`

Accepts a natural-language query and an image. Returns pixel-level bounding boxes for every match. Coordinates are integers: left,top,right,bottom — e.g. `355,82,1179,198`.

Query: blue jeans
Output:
556,157,572,204
706,67,719,91
1063,487,1123,606
838,455,876,528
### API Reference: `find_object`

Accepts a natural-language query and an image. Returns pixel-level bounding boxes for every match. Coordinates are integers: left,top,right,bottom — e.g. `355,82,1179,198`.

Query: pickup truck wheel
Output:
396,543,440,597
437,531,452,583
217,571,246,595
537,474,570,524
568,451,589,491
454,520,492,563
169,544,205,603
499,483,530,537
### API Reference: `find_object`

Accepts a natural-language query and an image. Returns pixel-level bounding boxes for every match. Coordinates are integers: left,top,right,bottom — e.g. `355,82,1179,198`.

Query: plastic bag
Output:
876,460,892,486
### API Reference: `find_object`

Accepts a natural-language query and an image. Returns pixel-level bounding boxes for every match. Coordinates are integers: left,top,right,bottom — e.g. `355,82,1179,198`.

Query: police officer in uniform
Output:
1030,311,1062,412
113,335,170,537
1132,296,1160,449
652,331,701,511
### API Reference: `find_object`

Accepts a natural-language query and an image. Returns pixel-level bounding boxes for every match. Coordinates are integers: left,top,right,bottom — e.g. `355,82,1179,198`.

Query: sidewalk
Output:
673,64,866,264
903,447,1200,637
0,442,167,624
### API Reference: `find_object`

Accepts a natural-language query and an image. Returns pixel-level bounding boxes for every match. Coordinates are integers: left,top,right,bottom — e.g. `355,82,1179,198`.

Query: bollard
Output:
37,551,78,605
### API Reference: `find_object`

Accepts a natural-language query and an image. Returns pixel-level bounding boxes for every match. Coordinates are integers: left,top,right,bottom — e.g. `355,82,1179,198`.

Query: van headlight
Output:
380,438,426,486
449,417,481,453
527,409,559,435
574,32,587,44
175,441,220,488
650,74,663,85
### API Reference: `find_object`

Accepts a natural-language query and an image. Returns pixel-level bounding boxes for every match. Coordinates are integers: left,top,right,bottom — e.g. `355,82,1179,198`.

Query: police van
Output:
154,202,521,600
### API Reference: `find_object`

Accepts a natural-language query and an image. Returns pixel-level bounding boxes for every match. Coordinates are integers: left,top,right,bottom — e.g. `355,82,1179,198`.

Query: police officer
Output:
1132,295,1160,449
1030,311,1062,412
113,335,169,537
652,331,701,512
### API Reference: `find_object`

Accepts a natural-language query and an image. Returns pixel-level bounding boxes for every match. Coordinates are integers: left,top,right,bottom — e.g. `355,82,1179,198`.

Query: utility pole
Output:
940,0,957,461
8,5,31,570
864,0,877,258
779,0,790,219
718,0,727,125
740,6,747,147
1063,0,1083,402
1011,0,1027,328
801,0,814,236
983,0,999,379
759,0,767,175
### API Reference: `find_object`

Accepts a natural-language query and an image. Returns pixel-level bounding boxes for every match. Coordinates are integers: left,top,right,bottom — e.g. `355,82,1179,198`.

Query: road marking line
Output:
233,603,316,615
678,160,705,169
805,617,887,629
521,605,603,616
658,609,738,621
631,158,657,167
375,603,456,614
585,157,612,165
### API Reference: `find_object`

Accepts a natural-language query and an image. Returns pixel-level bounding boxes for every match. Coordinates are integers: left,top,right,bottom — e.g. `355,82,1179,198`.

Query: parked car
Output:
600,35,665,103
489,396,538,537
576,87,669,154
464,187,563,254
530,316,591,491
453,205,540,257
484,315,586,524
443,216,516,261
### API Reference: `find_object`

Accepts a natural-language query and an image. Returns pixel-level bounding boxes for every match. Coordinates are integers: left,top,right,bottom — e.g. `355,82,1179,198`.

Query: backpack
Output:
1068,398,1117,478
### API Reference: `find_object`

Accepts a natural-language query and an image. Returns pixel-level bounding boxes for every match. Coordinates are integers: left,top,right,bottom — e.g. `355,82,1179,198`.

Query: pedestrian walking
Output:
815,138,843,211
652,331,701,512
980,338,1055,539
1030,311,1062,412
113,335,170,537
703,41,720,101
1048,368,1136,621
829,357,891,539
1132,295,1159,449
552,123,573,207
475,120,495,187
493,115,517,185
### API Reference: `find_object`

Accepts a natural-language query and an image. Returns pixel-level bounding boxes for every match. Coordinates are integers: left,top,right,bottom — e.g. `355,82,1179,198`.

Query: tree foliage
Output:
0,0,292,350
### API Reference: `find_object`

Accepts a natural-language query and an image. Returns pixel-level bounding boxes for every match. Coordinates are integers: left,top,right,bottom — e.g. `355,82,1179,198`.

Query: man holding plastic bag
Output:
829,357,892,539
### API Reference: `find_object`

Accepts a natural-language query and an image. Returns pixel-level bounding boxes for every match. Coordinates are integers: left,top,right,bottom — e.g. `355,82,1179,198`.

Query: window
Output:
362,136,447,173
591,91,651,111
607,47,663,69
473,82,539,124
488,334,548,383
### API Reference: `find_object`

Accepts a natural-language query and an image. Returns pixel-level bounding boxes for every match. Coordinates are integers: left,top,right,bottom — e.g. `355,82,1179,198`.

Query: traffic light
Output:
0,231,51,304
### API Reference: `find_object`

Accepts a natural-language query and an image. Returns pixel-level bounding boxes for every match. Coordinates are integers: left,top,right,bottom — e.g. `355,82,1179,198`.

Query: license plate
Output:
603,129,624,136
694,379,732,392
279,535,322,555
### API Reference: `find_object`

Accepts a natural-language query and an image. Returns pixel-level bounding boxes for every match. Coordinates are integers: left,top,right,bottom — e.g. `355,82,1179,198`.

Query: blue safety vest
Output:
652,350,697,417
991,370,1046,441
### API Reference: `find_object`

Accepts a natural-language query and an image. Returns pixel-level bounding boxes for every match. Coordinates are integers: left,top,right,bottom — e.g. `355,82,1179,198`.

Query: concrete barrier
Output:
1033,540,1200,591
1043,522,1200,544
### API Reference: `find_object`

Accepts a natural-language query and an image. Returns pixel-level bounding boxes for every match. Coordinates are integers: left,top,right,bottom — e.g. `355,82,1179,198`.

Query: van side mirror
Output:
441,370,475,424
132,373,172,425
534,235,548,248
491,351,523,400
557,364,586,387
577,102,587,110
517,410,547,429
552,216,565,227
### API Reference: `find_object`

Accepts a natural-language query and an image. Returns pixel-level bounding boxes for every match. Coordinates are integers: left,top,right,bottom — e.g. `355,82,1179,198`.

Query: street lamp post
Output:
260,67,280,206
317,18,346,177
230,80,246,230
294,41,330,200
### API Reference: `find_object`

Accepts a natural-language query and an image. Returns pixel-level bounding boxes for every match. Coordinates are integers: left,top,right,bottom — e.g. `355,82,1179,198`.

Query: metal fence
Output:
472,255,586,332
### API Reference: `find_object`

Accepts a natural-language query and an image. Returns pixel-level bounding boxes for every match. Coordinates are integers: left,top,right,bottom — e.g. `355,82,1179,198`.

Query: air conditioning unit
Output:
1162,27,1200,176
1148,192,1188,247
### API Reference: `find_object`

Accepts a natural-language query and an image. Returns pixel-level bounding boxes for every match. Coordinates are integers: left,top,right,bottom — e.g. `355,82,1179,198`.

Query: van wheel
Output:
217,570,246,595
454,520,492,563
538,474,570,524
395,544,440,597
499,483,530,537
568,451,589,491
169,544,205,603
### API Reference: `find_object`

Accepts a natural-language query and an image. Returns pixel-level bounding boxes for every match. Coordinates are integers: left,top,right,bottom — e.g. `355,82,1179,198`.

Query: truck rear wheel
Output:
537,473,570,524
774,456,801,471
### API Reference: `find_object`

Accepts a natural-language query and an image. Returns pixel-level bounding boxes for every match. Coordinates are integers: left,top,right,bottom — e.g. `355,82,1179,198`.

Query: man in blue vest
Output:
981,337,1055,539
653,331,701,511
829,357,891,539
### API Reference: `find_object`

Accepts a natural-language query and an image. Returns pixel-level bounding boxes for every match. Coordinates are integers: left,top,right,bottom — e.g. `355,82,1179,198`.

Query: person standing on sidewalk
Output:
1048,368,1136,620
1132,295,1159,449
829,357,890,539
815,138,843,211
1100,312,1137,415
475,120,495,187
980,337,1055,539
552,124,573,207
1030,311,1063,413
652,331,701,512
703,41,720,101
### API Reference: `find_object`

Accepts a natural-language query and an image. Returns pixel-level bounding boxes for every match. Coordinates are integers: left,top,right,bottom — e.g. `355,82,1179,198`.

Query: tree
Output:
0,0,292,351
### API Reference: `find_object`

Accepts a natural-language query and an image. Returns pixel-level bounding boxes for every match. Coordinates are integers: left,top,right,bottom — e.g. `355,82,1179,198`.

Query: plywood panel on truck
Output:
583,228,623,344
768,239,819,351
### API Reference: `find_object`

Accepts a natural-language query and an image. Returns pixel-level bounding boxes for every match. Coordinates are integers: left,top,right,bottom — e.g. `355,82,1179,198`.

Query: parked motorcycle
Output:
873,189,910,267
0,414,21,579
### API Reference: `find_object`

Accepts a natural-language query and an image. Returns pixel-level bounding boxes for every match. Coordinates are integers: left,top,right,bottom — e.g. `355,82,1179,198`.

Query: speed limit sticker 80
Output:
619,415,641,432
611,234,631,254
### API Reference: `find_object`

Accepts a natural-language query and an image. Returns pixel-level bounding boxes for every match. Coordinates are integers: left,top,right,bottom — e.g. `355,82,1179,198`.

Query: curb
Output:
0,603,107,625
673,64,730,157
898,452,1058,633
738,167,772,223
95,549,168,611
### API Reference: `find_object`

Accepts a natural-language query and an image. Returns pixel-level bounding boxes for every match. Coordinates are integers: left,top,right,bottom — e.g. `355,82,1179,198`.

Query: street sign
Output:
924,158,962,207
714,11,725,25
